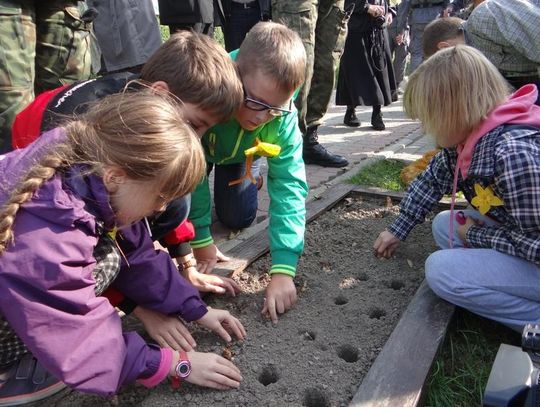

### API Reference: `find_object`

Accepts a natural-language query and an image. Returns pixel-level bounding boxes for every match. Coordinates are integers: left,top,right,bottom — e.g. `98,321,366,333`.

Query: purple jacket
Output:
0,129,208,395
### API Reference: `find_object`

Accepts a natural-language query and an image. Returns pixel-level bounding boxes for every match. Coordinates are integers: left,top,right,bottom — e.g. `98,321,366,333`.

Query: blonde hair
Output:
236,22,306,92
0,91,206,254
141,31,243,122
404,45,510,143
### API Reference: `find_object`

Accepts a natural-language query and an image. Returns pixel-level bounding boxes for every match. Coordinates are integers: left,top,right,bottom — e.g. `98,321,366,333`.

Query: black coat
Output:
158,0,217,25
347,0,388,33
336,0,396,107
221,0,271,21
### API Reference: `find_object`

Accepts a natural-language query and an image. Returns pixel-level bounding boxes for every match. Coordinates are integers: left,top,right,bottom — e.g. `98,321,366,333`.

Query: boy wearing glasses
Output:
188,22,308,324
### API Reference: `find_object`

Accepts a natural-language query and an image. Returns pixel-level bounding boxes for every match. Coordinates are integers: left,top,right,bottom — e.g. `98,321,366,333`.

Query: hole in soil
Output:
337,344,359,363
299,330,317,340
258,365,279,386
368,307,387,319
303,387,331,407
388,279,404,290
357,272,369,281
334,295,348,305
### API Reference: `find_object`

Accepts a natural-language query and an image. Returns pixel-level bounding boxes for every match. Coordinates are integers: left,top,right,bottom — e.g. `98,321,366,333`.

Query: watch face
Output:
176,360,192,378
179,364,189,375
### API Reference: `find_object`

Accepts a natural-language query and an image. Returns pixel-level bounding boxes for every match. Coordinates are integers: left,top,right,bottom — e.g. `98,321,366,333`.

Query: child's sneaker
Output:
0,354,67,406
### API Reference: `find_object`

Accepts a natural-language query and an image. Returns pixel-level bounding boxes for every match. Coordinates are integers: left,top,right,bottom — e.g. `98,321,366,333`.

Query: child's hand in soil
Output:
182,266,241,296
197,308,246,342
262,273,297,324
170,351,242,390
133,306,197,351
373,229,400,258
193,243,230,274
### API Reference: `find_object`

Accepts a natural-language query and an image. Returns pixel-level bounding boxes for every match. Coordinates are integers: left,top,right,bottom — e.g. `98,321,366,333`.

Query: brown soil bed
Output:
56,196,437,406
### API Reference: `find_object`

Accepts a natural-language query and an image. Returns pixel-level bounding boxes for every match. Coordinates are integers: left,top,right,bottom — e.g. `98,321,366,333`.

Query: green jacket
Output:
189,108,308,277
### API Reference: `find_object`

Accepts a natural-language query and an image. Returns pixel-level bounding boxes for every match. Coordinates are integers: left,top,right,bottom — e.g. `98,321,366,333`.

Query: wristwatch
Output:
171,351,191,389
180,254,197,270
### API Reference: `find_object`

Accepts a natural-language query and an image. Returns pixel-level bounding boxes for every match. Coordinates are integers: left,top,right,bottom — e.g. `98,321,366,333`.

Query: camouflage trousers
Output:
271,0,350,134
0,0,92,153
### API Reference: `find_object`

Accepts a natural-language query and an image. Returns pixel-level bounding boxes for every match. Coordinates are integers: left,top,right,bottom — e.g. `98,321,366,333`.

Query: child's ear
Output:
102,166,127,193
150,81,170,93
437,41,451,50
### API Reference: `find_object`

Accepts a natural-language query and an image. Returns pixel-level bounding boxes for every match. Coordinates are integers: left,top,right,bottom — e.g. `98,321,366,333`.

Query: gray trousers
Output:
387,22,408,87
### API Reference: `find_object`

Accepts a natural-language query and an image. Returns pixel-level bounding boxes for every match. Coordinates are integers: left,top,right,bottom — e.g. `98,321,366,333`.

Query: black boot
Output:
303,126,349,168
343,106,360,127
371,105,385,131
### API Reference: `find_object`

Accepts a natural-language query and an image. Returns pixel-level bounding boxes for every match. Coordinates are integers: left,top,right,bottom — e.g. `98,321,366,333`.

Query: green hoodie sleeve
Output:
188,175,214,248
265,111,308,277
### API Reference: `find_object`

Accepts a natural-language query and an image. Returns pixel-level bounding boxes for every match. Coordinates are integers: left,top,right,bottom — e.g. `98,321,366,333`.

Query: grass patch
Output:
425,309,519,407
348,159,407,191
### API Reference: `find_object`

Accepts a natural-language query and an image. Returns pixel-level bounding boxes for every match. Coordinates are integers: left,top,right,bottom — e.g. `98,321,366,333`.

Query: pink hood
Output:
456,84,540,179
449,85,540,247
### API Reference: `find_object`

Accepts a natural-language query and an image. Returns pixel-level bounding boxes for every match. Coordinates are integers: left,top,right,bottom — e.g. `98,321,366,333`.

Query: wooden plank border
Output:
349,281,455,407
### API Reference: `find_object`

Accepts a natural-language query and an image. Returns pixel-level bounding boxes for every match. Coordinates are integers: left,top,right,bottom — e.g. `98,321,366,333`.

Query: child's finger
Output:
214,324,232,342
276,299,285,315
170,327,197,350
223,317,245,340
266,298,278,324
216,251,231,262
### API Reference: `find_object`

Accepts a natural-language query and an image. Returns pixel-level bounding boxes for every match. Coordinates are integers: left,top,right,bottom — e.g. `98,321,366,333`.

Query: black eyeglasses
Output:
243,96,293,117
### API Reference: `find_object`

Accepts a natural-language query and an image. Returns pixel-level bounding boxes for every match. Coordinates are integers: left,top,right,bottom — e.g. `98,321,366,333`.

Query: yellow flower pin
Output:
228,139,281,186
471,184,504,215
107,228,118,241
244,139,281,158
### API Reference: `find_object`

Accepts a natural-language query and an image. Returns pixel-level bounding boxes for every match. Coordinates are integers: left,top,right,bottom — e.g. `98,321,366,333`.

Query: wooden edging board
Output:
349,281,455,407
215,182,456,407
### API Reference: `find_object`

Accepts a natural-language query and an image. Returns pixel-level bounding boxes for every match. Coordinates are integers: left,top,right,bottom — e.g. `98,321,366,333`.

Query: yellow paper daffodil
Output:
244,140,281,158
471,183,504,215
229,139,281,186
107,228,118,241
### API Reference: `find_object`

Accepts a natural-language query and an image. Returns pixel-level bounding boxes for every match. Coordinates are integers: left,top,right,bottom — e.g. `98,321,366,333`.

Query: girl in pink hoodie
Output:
374,45,540,331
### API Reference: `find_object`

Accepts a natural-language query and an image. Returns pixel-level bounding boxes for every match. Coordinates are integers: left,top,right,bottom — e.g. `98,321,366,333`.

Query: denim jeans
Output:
212,159,261,230
425,210,540,331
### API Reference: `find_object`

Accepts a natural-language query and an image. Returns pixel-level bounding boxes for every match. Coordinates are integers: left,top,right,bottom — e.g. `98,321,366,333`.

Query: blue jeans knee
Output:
213,160,261,230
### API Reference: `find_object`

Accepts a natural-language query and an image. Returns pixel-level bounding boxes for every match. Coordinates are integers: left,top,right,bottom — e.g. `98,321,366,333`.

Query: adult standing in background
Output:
336,0,397,130
387,0,409,96
88,0,161,74
272,0,351,168
221,0,271,51
158,0,223,36
465,0,540,97
396,0,446,73
0,0,93,153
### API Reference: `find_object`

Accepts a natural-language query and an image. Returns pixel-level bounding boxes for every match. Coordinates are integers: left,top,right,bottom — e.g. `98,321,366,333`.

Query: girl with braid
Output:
0,92,245,405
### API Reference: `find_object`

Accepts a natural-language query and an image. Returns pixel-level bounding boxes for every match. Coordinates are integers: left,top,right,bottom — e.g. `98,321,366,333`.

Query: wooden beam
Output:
349,281,455,407
350,185,469,210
